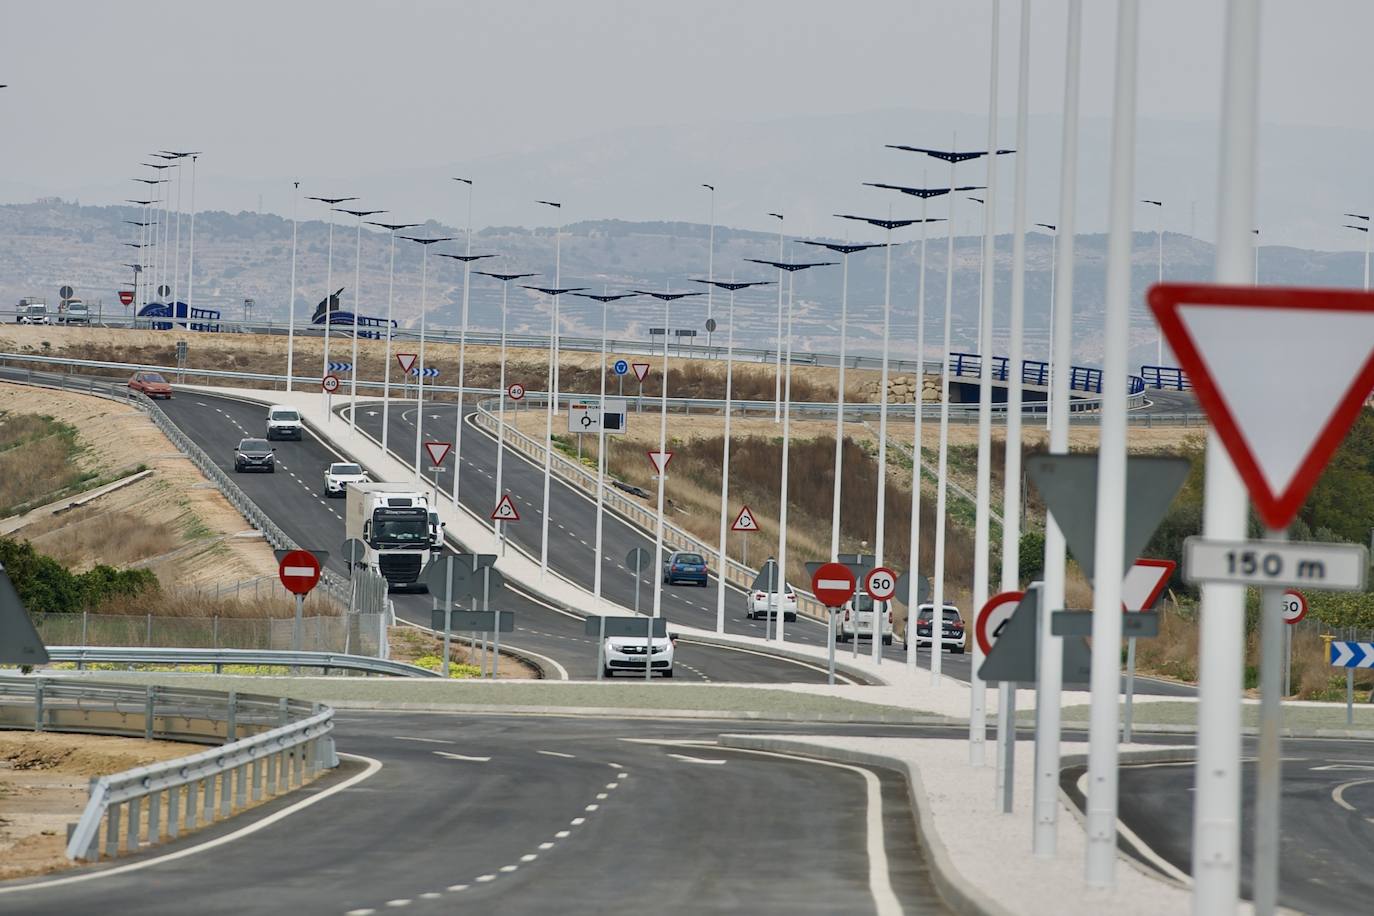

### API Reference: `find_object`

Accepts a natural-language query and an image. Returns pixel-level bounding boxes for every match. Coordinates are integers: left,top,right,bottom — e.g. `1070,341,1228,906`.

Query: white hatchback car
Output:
746,584,798,622
324,462,369,498
602,634,675,678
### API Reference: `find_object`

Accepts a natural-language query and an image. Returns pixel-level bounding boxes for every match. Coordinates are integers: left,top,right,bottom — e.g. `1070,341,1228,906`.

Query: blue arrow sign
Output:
613,359,629,376
1330,640,1374,668
408,367,440,378
327,361,353,372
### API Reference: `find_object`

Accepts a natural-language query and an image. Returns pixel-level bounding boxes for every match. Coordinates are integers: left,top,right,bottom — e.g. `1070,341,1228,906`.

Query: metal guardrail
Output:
41,646,440,677
0,676,336,861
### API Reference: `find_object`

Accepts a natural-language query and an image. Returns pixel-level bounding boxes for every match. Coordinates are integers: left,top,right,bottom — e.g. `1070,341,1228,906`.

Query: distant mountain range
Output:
1,198,1369,368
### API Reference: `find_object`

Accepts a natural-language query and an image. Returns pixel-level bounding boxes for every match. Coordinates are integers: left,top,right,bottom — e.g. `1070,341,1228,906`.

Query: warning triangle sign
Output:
647,450,673,475
731,505,760,532
396,352,418,374
491,494,520,521
1122,558,1175,612
1151,282,1374,529
424,441,452,466
632,362,651,382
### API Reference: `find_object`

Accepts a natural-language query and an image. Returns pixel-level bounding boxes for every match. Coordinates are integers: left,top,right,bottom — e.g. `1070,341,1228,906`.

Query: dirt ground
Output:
0,382,278,587
0,731,195,879
388,625,540,679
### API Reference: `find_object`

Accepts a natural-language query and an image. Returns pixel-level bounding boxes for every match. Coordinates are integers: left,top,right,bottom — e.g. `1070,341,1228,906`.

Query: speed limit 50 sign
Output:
864,567,897,602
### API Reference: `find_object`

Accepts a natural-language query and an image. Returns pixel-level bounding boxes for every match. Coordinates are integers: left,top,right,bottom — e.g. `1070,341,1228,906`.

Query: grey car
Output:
234,437,275,473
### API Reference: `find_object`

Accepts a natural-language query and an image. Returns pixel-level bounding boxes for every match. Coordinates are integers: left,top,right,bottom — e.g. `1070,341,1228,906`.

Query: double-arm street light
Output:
1344,214,1371,290
702,184,717,346
367,221,422,451
133,176,168,300
403,235,455,483
523,283,588,579
536,200,565,414
691,277,774,634
336,207,388,427
437,247,498,510
766,212,785,420
572,291,640,607
475,270,539,549
307,195,360,402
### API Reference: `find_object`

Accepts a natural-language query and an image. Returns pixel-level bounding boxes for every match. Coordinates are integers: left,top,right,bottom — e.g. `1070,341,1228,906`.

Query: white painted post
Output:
286,182,300,393
932,132,958,690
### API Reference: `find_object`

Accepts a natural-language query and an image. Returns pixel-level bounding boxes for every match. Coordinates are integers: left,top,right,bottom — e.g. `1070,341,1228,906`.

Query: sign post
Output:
1120,559,1176,742
1152,280,1374,915
810,561,857,686
632,362,650,413
1281,589,1306,697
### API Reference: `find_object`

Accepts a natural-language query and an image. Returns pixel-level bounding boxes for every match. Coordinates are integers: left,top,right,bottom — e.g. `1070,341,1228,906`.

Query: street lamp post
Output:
702,184,716,347
132,176,167,300
1141,199,1164,363
475,270,539,548
445,177,494,511
523,283,588,578
286,182,301,391
692,277,774,634
124,197,155,308
141,162,171,301
337,207,388,429
306,195,360,410
153,152,185,305
968,195,987,350
632,288,704,632
367,221,421,453
1035,223,1058,427
1344,214,1370,290
767,212,785,421
403,235,455,483
536,200,565,414
573,291,639,607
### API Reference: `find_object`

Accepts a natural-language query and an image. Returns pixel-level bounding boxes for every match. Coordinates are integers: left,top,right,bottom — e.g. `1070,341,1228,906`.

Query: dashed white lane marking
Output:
669,753,727,765
418,892,442,900
570,817,585,826
617,772,629,779
521,853,538,863
539,842,555,850
434,751,490,762
445,885,469,892
555,830,570,839
393,736,454,745
475,874,497,883
606,782,619,789
596,793,608,800
345,910,375,916
585,804,599,812
384,900,411,908
537,750,576,759
499,865,519,873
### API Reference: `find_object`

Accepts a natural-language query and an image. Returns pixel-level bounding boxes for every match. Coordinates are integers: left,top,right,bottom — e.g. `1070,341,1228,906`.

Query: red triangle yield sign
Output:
491,493,520,521
1149,282,1374,529
1121,558,1175,612
731,505,760,532
631,362,651,383
396,352,418,374
424,441,452,466
647,450,673,475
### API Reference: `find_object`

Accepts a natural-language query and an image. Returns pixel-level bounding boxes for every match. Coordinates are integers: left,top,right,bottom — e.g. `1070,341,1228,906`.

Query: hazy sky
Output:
5,1,1374,243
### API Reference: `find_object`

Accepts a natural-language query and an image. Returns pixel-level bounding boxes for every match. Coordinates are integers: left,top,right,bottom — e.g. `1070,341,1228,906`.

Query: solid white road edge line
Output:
716,746,901,916
0,752,383,896
1330,777,1374,817
1075,770,1192,886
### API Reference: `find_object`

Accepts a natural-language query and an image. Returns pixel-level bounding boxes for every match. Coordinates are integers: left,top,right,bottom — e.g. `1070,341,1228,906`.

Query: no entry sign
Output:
810,562,856,608
278,549,322,596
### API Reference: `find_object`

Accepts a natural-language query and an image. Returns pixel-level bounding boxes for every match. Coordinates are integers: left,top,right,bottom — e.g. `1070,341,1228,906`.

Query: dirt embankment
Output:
0,381,278,589
0,731,194,879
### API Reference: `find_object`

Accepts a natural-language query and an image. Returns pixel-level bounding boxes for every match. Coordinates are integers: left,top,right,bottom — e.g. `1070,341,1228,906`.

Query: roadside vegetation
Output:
0,412,101,516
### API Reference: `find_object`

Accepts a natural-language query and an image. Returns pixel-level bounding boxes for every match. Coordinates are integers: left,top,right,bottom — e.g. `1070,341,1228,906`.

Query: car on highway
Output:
233,437,276,473
602,631,676,678
127,371,173,399
838,593,895,645
746,583,797,622
265,405,304,441
662,550,708,586
324,462,369,497
908,604,967,653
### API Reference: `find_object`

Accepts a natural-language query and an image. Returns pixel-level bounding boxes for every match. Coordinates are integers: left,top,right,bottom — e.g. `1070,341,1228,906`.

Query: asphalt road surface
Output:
159,391,828,685
0,714,949,915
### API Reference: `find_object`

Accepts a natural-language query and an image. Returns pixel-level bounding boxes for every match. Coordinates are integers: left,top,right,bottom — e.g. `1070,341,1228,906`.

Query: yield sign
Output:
1149,282,1374,529
647,450,673,475
731,505,760,532
396,352,418,375
1122,558,1175,612
491,494,520,521
424,441,452,466
631,362,651,382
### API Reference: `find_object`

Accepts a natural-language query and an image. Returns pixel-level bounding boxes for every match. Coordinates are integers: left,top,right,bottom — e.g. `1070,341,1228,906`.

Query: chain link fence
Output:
31,611,386,656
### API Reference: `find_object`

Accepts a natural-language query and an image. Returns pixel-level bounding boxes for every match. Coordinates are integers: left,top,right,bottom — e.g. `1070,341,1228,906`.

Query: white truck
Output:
345,483,435,591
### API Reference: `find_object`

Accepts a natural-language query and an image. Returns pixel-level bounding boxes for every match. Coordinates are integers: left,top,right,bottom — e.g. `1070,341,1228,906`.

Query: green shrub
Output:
0,536,158,614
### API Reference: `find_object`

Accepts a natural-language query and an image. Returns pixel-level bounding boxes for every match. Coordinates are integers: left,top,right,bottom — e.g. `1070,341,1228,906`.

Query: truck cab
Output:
345,483,437,591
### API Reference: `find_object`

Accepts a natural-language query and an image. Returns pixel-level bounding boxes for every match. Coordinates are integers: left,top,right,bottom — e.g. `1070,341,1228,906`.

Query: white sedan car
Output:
603,634,675,678
324,462,369,498
746,584,798,622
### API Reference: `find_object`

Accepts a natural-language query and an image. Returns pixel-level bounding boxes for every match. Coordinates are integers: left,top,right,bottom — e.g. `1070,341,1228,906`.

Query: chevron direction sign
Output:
409,367,440,378
1330,641,1374,669
327,361,353,372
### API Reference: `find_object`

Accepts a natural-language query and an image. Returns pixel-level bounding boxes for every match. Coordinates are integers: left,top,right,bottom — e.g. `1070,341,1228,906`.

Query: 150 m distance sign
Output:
1183,537,1368,591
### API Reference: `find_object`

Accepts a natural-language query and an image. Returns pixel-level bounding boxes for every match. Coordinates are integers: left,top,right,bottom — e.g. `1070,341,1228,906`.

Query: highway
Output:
158,390,829,684
347,397,1196,697
1,712,947,915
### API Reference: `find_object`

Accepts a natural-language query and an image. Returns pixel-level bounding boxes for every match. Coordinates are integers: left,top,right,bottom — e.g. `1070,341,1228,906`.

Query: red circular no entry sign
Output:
278,549,322,596
811,562,857,608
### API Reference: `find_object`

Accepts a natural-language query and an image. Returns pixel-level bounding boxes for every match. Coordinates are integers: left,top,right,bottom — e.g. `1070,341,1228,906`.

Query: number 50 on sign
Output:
1184,537,1368,591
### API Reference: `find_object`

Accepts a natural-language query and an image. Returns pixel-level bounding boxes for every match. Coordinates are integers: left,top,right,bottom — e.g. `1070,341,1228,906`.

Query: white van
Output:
837,593,894,645
265,405,304,441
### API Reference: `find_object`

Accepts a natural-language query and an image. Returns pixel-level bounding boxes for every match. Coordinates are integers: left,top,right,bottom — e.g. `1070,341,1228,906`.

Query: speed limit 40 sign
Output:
864,567,897,602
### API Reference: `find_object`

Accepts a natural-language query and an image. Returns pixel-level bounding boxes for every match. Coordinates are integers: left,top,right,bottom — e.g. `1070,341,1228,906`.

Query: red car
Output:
128,371,173,399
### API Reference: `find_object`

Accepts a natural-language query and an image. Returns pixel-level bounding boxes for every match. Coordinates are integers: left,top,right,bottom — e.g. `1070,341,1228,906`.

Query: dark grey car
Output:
234,437,275,473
